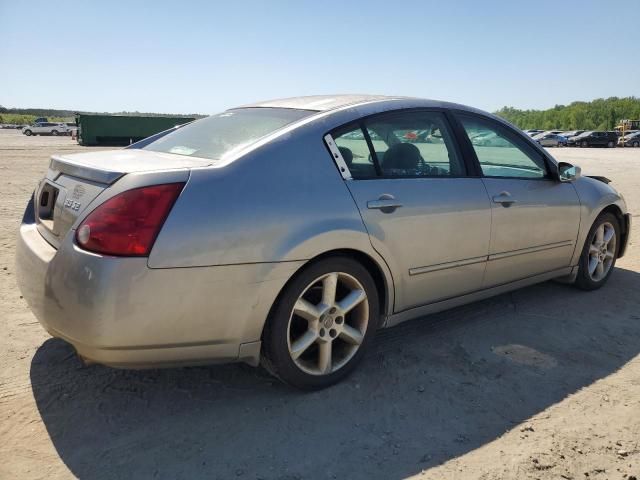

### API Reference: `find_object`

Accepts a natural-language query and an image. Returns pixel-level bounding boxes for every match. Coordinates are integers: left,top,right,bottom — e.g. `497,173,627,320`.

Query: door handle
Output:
367,194,402,212
492,191,517,207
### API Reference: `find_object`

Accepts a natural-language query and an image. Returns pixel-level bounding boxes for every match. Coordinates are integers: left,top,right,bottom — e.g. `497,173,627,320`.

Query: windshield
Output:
143,108,314,160
577,131,593,137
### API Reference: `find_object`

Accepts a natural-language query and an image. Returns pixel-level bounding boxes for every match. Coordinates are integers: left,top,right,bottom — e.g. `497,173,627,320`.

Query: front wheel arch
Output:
598,204,629,258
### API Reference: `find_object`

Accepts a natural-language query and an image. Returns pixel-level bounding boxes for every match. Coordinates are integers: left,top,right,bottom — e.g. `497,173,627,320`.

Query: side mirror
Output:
558,162,581,182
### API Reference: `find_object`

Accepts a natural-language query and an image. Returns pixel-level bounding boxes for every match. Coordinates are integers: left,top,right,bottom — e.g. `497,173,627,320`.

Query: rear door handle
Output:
492,191,516,207
367,194,403,212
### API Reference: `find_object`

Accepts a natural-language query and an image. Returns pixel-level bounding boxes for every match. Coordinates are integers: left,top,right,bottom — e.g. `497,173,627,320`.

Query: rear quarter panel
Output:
148,124,375,268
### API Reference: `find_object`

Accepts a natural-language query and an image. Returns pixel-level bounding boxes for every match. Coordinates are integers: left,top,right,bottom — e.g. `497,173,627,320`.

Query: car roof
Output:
237,94,407,112
234,94,492,121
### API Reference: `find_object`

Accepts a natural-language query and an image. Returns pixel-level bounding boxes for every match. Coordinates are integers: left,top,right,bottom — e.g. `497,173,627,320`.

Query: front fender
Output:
570,177,629,265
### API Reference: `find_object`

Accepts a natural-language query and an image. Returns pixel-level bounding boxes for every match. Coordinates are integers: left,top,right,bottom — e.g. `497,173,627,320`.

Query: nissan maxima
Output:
16,95,631,390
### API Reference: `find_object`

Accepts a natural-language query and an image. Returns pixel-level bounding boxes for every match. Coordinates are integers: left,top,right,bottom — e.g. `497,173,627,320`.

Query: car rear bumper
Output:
16,219,304,368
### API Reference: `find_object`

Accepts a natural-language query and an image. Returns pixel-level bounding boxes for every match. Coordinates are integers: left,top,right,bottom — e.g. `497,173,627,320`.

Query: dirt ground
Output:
0,129,639,480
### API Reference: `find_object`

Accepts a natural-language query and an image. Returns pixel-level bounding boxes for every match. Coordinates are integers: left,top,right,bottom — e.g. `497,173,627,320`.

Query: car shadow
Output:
31,267,640,480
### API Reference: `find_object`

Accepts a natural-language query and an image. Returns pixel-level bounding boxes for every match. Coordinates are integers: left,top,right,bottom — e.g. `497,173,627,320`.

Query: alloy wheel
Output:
587,222,616,282
287,272,369,375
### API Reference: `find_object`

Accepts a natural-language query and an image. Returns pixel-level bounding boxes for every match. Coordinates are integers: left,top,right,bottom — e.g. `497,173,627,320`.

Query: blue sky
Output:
1,0,638,114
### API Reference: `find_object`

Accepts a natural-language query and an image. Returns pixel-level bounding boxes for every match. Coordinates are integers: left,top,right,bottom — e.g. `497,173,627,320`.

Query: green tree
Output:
494,97,640,130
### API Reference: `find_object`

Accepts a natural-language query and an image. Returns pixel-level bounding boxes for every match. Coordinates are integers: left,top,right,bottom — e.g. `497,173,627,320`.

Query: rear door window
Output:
332,125,378,179
331,110,466,179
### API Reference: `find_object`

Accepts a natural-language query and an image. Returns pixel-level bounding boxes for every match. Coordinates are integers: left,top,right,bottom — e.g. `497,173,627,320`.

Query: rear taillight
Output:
75,183,185,256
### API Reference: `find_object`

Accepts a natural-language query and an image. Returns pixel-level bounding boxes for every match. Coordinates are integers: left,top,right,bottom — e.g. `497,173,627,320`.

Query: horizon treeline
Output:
494,97,640,131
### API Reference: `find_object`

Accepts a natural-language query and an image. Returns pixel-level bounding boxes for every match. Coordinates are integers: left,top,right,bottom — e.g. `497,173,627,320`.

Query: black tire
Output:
51,130,59,136
581,140,588,148
633,141,639,148
574,212,620,291
24,130,32,136
261,256,380,390
607,141,614,148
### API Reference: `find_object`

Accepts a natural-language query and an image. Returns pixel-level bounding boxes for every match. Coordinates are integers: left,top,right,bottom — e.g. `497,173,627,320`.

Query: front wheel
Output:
24,130,32,136
581,140,588,148
633,141,639,148
575,213,620,290
261,256,379,390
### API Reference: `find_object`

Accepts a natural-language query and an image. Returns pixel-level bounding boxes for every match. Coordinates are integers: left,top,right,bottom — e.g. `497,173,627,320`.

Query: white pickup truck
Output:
22,122,70,136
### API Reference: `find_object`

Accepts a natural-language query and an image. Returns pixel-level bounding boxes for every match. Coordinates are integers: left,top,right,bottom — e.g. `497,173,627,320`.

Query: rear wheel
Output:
261,256,379,390
51,130,59,136
607,140,614,148
575,213,619,290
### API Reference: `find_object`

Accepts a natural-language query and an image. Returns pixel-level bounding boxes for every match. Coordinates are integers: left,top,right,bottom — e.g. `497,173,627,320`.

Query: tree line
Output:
3,98,640,130
494,97,640,131
0,106,205,126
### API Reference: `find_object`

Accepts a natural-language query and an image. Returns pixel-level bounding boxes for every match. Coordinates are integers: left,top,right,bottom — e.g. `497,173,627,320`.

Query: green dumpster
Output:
76,113,196,146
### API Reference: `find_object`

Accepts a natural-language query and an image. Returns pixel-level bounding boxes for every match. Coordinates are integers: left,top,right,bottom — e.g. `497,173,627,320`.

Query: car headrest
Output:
383,143,422,170
338,147,353,167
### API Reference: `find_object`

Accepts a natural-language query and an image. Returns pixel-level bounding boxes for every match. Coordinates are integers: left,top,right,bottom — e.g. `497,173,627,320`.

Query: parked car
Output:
471,131,511,147
618,131,640,147
524,129,544,136
22,122,68,136
534,132,567,147
65,122,78,136
617,130,638,138
567,131,618,148
562,130,585,139
15,95,631,390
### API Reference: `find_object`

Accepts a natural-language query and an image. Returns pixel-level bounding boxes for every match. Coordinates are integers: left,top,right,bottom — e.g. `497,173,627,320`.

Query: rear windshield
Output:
143,107,314,160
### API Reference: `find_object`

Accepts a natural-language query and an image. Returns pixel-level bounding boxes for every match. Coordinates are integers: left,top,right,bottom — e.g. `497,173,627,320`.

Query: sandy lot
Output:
0,129,639,480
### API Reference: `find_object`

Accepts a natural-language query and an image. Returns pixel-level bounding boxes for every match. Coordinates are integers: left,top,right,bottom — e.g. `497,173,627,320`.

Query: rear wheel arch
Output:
262,249,392,344
310,249,391,320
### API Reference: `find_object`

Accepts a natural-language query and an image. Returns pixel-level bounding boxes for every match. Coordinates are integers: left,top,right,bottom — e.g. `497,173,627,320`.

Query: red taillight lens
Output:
75,183,185,256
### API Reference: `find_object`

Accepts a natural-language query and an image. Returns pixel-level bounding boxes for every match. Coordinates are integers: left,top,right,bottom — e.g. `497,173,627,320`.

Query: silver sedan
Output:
16,95,631,389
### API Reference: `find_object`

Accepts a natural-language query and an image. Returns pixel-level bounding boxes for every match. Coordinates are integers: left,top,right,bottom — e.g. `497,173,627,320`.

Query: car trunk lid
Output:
35,149,210,248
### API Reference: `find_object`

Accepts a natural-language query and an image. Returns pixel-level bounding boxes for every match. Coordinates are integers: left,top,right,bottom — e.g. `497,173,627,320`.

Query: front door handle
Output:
492,191,516,207
367,194,403,212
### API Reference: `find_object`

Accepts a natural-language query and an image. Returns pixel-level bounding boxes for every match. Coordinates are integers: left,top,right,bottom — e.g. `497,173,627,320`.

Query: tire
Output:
581,140,588,148
24,130,32,136
574,212,620,291
261,256,380,390
51,130,59,136
633,141,639,148
607,141,614,148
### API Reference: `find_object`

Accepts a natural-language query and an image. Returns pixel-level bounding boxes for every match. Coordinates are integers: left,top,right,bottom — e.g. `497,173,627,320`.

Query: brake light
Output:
75,183,185,256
